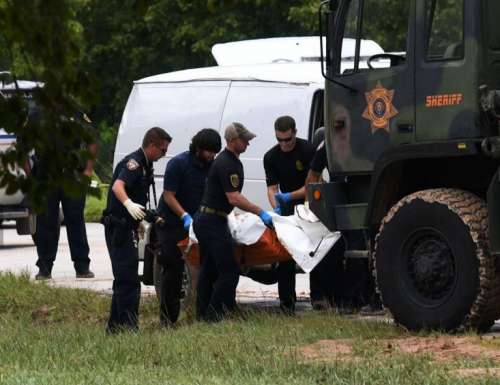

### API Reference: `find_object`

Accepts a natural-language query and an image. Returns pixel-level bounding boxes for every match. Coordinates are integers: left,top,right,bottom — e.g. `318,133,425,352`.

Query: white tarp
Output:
189,205,341,273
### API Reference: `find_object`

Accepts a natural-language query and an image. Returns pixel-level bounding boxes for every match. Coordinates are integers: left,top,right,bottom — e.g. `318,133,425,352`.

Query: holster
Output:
101,214,129,244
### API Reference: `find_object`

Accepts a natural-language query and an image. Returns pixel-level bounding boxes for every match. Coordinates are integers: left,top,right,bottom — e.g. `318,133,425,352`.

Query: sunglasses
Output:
151,141,168,155
276,135,294,143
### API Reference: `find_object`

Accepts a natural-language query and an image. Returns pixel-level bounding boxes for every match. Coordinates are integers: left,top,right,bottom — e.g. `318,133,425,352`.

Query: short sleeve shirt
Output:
103,148,153,223
157,151,211,219
310,141,328,172
310,140,344,183
263,137,316,194
201,149,244,214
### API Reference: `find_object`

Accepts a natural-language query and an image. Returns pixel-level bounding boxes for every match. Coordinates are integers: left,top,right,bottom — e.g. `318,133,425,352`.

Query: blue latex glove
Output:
182,213,192,231
273,206,282,215
258,210,273,228
274,192,291,209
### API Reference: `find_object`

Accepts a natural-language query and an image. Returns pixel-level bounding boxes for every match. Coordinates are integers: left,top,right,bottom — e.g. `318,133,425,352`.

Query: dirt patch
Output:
297,339,354,362
31,306,57,320
454,368,500,377
297,336,500,364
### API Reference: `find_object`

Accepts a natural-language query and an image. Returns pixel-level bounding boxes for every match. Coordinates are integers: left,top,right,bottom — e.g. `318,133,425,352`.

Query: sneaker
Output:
76,269,95,279
360,304,386,316
35,270,52,280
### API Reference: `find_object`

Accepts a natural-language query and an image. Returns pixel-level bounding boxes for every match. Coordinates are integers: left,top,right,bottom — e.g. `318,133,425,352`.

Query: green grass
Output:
84,193,106,223
0,272,499,384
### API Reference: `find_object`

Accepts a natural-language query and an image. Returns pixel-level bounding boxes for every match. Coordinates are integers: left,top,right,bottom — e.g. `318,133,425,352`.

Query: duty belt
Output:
200,206,228,218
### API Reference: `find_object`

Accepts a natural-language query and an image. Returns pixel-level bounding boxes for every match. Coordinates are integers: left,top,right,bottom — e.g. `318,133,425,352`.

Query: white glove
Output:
304,201,310,214
123,199,146,220
137,221,146,240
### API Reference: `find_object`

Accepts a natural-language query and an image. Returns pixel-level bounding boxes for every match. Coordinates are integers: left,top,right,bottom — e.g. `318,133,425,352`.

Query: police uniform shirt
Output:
201,149,244,214
104,148,152,221
157,151,211,219
263,137,316,194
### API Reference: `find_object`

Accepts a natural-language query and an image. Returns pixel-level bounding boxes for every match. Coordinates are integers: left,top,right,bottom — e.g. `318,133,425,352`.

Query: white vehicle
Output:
0,76,40,239
114,37,383,301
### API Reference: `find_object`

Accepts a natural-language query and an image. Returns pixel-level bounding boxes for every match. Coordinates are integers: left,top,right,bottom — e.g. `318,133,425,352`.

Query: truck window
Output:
426,0,464,60
336,0,409,74
486,0,500,49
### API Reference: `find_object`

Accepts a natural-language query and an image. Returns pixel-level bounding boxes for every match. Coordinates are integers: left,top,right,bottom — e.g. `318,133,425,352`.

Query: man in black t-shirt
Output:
263,116,316,314
193,122,273,323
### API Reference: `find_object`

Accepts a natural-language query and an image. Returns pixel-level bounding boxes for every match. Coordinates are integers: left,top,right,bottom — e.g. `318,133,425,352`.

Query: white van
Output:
115,61,326,213
114,37,383,301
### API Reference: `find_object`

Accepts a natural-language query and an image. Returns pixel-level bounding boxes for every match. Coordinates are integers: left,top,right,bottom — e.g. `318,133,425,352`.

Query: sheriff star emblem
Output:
362,81,398,133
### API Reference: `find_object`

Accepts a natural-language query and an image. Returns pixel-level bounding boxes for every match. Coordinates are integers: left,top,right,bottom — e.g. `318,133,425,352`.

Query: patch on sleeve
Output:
316,140,324,151
83,113,92,124
230,174,240,188
127,159,140,171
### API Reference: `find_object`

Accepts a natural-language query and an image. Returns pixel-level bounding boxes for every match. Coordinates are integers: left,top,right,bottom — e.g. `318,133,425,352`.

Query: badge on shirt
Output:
316,140,325,151
230,174,240,188
127,159,139,171
296,160,304,171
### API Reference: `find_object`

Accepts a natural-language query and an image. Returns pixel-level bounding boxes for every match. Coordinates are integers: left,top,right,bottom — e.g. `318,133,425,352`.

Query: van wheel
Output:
374,188,500,332
153,259,199,309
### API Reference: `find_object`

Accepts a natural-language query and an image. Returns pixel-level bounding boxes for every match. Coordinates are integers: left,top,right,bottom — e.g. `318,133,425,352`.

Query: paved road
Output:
0,221,311,303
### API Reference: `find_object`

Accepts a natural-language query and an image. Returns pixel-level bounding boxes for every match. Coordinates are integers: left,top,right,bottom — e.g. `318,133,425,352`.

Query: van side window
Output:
426,0,464,60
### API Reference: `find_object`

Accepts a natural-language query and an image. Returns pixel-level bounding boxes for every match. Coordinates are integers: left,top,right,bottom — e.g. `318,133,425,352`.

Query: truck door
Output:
415,0,472,141
326,0,415,175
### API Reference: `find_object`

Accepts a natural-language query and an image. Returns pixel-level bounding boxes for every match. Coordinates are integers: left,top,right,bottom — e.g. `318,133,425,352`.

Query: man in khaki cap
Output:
193,122,273,322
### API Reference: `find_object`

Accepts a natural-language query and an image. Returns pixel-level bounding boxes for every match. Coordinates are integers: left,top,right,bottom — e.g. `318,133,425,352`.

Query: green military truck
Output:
310,0,500,331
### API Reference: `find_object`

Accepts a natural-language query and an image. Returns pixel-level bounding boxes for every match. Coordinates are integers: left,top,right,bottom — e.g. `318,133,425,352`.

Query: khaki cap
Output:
224,122,257,141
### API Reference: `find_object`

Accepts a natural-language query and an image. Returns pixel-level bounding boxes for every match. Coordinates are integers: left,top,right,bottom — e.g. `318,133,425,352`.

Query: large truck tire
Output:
374,188,500,332
153,259,199,310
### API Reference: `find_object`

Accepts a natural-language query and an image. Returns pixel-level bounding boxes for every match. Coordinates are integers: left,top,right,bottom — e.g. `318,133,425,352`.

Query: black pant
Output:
310,236,346,306
310,230,369,308
193,211,239,322
105,226,141,333
35,187,90,273
155,219,187,325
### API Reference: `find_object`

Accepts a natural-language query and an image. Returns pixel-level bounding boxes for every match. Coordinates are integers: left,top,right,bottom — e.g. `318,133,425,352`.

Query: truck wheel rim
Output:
399,227,457,308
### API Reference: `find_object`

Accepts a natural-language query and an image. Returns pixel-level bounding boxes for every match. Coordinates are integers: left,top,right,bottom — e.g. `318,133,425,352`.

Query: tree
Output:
77,0,319,178
0,0,100,211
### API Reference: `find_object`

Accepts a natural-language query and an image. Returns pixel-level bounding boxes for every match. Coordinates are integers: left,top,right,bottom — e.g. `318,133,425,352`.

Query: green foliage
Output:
84,185,107,222
76,0,320,178
0,0,323,192
0,0,100,212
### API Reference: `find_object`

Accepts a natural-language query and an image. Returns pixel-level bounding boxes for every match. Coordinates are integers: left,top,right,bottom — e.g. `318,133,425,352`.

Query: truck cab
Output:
311,0,500,331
